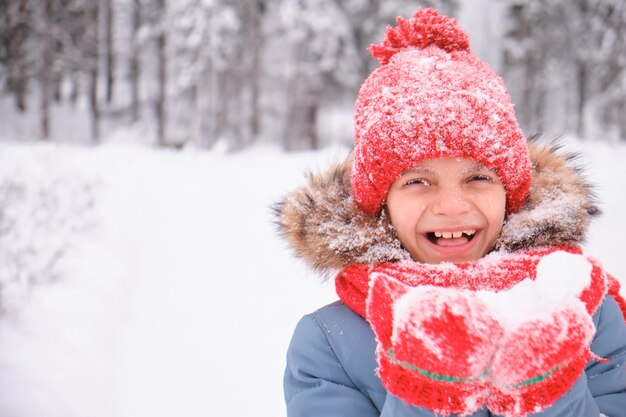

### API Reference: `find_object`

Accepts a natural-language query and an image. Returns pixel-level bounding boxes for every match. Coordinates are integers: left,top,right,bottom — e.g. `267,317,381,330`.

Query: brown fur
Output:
273,158,409,277
274,141,599,275
495,142,599,251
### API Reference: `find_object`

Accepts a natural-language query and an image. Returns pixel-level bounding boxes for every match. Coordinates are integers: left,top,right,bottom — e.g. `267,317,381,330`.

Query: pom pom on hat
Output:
352,8,531,216
370,8,470,65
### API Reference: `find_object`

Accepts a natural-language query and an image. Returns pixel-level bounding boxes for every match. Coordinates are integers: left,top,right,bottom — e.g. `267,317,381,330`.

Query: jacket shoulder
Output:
285,301,385,408
586,295,626,416
588,294,626,374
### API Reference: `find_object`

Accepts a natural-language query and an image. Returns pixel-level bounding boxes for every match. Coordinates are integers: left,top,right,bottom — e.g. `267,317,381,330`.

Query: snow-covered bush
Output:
0,147,98,313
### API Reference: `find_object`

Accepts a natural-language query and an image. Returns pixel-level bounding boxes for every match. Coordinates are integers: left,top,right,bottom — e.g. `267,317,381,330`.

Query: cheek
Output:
387,196,425,233
388,196,424,226
482,191,507,232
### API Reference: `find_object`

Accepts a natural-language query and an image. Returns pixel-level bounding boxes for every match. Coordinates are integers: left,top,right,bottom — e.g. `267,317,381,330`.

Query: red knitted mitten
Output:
484,252,598,417
487,304,594,416
368,274,503,416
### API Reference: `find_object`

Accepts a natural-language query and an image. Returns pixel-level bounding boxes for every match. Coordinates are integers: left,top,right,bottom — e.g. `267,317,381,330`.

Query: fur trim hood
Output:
274,141,599,276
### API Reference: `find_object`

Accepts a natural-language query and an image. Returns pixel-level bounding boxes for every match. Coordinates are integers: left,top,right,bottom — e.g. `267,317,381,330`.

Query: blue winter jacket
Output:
284,295,626,417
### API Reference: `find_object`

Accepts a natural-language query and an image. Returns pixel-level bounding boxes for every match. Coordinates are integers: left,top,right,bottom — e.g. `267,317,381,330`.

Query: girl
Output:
276,9,626,417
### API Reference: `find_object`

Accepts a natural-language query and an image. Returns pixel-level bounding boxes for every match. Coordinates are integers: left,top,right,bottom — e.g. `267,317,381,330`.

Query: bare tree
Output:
88,1,100,142
155,0,167,146
271,0,361,150
104,0,115,104
39,0,54,140
2,0,30,112
242,0,264,140
129,0,142,122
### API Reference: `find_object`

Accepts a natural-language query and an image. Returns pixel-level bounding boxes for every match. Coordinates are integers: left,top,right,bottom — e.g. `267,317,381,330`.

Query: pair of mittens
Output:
366,251,598,417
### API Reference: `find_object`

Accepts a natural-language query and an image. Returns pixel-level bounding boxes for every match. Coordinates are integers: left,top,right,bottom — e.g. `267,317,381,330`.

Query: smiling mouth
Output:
426,230,477,246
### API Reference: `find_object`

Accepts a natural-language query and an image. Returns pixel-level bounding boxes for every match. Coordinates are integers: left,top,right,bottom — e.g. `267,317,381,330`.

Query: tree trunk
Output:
616,98,626,141
6,0,29,112
305,103,319,149
155,0,167,146
575,61,588,138
89,1,101,142
53,72,63,102
202,66,219,149
130,0,142,122
104,0,115,104
70,70,80,105
284,101,319,151
283,70,319,151
521,57,534,131
213,70,227,145
39,0,54,140
246,0,262,140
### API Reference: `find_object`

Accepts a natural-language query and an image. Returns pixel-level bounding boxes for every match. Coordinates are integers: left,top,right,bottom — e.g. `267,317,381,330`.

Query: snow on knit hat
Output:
352,8,531,216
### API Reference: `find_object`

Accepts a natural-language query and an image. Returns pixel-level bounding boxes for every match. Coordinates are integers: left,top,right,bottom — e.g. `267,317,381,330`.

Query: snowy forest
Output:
1,0,625,150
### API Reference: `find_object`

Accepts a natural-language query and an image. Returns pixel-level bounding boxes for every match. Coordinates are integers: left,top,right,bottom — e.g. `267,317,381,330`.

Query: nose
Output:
430,188,471,216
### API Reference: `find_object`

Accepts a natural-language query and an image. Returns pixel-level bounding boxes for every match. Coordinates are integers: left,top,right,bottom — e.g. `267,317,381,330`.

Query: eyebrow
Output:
400,166,438,176
400,162,493,177
459,162,493,176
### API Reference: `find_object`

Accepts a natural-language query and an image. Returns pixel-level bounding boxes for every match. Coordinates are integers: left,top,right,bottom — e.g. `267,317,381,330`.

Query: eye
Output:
467,174,494,183
403,178,430,187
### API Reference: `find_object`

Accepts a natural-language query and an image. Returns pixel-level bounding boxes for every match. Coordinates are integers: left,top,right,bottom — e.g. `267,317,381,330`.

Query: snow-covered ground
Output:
0,137,624,417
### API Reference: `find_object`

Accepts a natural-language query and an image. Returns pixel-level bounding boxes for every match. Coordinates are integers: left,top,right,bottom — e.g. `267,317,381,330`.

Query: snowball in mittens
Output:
351,8,531,216
478,251,597,417
487,304,595,417
368,273,502,415
475,251,594,330
390,284,502,380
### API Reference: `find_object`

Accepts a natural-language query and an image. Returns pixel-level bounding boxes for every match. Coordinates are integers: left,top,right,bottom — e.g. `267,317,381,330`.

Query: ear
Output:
366,273,409,348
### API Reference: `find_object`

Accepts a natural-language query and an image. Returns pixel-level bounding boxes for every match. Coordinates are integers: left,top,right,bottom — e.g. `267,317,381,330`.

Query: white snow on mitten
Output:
475,251,593,331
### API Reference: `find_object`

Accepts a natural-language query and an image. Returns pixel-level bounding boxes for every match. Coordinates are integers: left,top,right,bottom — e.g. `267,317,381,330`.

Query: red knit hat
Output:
352,8,531,216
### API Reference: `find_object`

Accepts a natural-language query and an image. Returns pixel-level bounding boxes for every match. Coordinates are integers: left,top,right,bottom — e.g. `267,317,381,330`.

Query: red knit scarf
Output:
335,246,626,417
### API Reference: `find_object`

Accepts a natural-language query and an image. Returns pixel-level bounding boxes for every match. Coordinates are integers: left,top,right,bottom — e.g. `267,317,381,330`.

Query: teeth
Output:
432,230,476,239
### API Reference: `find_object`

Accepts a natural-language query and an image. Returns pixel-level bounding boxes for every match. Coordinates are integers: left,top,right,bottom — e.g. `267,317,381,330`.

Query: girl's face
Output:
386,158,506,264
